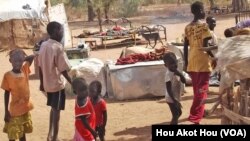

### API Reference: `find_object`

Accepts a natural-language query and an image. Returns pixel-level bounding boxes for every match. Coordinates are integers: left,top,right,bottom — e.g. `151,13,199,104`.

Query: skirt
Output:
3,112,33,140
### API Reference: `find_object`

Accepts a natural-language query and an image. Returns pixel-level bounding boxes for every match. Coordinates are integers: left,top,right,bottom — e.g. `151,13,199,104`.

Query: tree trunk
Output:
72,0,79,7
232,0,249,12
96,8,102,32
87,0,95,21
104,1,111,19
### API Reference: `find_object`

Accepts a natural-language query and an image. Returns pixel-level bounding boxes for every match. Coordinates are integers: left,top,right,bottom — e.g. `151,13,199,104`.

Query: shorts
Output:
47,89,66,110
3,112,33,140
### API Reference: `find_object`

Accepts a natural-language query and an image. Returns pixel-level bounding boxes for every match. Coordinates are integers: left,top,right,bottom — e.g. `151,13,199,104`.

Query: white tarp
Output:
216,35,250,92
0,0,45,21
66,58,106,96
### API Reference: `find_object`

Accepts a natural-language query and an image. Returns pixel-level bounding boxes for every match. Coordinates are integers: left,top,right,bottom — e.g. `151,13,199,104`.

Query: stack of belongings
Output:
216,35,250,93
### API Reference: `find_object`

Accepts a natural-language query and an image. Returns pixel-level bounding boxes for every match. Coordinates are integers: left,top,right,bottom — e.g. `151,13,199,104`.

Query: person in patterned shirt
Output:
183,1,215,124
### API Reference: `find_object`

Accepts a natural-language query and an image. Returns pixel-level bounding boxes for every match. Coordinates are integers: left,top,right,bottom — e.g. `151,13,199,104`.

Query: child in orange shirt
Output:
89,80,107,141
1,48,35,141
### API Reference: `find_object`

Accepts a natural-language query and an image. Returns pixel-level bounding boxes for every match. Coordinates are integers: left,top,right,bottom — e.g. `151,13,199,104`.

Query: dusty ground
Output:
0,4,236,141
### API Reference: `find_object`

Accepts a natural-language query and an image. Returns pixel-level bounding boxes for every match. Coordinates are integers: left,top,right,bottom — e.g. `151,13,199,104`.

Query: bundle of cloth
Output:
116,46,169,65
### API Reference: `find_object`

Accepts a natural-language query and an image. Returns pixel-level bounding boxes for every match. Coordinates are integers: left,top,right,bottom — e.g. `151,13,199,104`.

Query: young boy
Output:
38,21,72,141
163,52,186,125
1,49,35,141
89,80,107,141
72,78,97,141
183,1,214,124
206,16,218,49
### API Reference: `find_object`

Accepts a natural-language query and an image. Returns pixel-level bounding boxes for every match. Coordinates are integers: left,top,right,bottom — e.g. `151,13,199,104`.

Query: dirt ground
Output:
0,4,236,141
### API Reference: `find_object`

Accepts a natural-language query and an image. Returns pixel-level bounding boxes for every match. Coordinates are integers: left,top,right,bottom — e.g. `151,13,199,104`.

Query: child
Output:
89,80,107,141
163,52,186,125
206,16,218,48
1,48,35,141
38,21,71,141
183,1,214,124
72,78,97,141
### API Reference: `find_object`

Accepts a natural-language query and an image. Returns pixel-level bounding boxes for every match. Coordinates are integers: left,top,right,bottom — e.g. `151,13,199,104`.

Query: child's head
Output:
163,52,178,72
191,1,205,20
89,80,102,99
47,21,64,42
224,28,235,37
9,48,27,71
72,78,88,100
206,16,216,31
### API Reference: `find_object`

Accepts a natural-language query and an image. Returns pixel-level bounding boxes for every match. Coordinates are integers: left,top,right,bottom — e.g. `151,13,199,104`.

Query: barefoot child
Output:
1,49,35,141
89,80,107,141
38,21,72,141
72,78,97,141
163,52,186,125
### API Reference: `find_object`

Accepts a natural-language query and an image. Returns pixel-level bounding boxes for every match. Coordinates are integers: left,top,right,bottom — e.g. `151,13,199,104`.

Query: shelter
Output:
0,0,48,49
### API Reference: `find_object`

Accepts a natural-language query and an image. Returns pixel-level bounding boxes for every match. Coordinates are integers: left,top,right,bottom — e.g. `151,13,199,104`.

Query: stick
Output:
200,46,218,51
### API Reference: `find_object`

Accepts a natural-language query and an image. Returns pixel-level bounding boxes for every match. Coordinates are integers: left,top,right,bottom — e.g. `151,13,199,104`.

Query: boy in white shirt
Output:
163,52,186,125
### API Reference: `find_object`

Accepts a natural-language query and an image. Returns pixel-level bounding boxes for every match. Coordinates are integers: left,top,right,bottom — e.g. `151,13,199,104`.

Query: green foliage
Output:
115,0,141,17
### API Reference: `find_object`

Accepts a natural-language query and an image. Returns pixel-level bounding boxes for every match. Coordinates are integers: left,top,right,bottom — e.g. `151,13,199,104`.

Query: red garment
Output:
93,99,107,127
116,53,156,65
188,72,210,124
75,97,96,141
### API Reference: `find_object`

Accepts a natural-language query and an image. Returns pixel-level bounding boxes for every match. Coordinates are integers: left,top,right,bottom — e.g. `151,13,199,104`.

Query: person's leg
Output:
51,108,61,141
50,90,65,141
189,72,198,119
47,109,54,141
19,134,26,141
168,103,180,125
189,72,209,124
97,127,105,141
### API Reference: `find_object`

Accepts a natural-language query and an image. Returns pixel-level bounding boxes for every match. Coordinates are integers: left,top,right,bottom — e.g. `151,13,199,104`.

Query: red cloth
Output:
116,53,157,65
92,99,107,127
188,72,210,124
75,97,96,141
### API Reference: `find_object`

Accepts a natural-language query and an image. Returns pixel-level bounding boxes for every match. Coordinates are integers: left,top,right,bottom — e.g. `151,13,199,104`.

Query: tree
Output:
103,0,114,19
209,0,215,9
87,0,95,21
232,0,249,12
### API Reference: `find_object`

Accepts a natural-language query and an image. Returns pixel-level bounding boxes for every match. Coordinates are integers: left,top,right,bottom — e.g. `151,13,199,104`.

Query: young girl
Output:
72,78,97,141
1,48,35,141
163,52,186,125
89,80,107,141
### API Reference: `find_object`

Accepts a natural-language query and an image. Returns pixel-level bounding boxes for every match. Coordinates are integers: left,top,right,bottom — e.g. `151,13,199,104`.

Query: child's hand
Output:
92,130,98,139
40,83,44,92
180,75,186,84
211,59,217,69
4,111,11,122
100,125,106,136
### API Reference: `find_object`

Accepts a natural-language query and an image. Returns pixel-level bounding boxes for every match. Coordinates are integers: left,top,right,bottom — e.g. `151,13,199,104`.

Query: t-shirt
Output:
208,30,218,55
185,21,212,72
236,19,250,28
165,68,181,103
75,97,96,141
38,39,71,92
92,99,107,127
1,62,34,117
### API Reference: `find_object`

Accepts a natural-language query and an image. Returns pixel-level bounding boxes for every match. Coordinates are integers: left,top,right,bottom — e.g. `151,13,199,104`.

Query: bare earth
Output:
0,5,236,141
